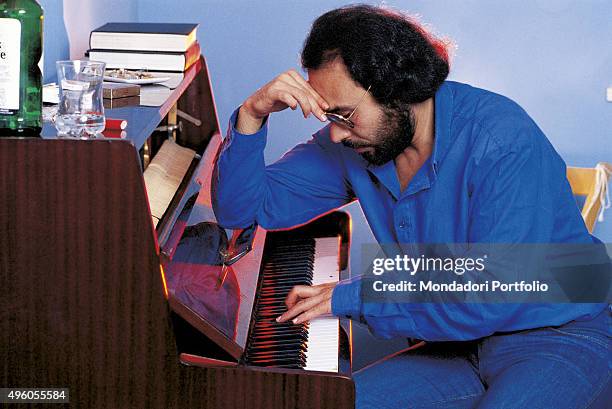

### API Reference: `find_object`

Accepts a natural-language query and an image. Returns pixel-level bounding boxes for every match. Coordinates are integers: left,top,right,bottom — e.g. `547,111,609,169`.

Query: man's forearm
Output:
235,103,266,135
212,108,268,228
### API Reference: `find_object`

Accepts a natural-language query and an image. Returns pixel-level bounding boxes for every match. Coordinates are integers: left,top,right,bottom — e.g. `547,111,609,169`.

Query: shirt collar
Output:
431,81,453,172
366,81,454,200
367,160,400,199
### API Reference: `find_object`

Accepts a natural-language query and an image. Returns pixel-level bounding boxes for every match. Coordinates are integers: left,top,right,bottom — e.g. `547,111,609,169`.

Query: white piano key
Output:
304,237,340,373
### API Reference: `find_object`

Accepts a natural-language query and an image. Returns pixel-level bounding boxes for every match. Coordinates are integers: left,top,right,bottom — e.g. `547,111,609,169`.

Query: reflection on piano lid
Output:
167,222,239,341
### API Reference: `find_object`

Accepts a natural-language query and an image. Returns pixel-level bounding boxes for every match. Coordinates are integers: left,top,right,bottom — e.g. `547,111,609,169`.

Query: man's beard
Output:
342,104,416,166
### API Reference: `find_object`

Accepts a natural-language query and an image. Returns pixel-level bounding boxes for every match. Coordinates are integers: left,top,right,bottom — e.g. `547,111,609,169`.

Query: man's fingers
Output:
275,82,315,118
277,293,324,322
292,301,330,324
283,82,321,120
283,71,328,121
277,91,298,110
244,70,328,121
286,70,330,111
284,284,322,308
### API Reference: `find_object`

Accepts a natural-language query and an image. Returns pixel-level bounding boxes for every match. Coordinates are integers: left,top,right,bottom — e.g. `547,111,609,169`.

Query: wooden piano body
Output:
0,57,354,408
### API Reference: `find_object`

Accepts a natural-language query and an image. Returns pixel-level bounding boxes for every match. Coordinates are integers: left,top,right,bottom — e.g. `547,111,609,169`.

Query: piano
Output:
0,55,355,408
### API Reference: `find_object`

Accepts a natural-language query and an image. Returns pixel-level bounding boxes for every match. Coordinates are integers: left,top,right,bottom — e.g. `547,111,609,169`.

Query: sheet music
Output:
143,138,195,226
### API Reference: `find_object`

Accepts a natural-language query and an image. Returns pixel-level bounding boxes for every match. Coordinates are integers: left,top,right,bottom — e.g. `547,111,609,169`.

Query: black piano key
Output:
251,330,307,338
252,322,305,329
259,286,303,292
261,278,311,285
264,272,312,278
264,263,314,270
253,322,305,329
252,326,308,334
247,353,306,366
254,311,286,316
256,311,292,317
264,262,313,270
248,343,306,353
260,284,309,292
264,264,313,271
257,306,288,311
266,254,311,262
247,352,307,363
257,298,294,304
263,272,312,279
269,282,304,287
250,334,306,342
265,254,313,262
251,334,308,343
246,350,307,360
267,244,314,252
256,298,289,304
251,329,308,338
247,356,305,365
247,350,306,359
256,311,290,316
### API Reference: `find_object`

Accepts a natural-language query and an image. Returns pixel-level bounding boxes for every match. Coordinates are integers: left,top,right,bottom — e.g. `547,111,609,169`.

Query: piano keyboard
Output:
244,236,341,372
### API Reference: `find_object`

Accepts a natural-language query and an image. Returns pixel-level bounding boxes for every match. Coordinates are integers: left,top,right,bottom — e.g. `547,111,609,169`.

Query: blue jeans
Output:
353,307,611,409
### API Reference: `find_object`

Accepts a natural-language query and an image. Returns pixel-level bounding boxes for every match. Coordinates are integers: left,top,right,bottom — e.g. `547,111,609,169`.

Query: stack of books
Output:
87,22,200,74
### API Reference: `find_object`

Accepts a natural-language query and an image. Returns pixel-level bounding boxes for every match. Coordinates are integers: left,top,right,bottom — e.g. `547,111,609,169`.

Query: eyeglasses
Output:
324,85,371,129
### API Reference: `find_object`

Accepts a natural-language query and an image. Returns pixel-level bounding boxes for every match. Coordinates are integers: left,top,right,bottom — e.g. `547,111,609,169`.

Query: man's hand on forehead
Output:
281,70,330,120
236,69,330,134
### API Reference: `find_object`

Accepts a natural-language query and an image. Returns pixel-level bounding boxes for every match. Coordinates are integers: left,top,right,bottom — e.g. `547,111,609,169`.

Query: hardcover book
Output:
88,42,201,72
90,22,198,52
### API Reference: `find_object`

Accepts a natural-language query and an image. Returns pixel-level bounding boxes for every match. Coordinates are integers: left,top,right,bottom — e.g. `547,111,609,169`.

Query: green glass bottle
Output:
0,0,43,136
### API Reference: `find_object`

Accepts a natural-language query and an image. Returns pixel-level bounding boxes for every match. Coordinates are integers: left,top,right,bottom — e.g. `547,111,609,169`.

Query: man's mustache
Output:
341,139,373,149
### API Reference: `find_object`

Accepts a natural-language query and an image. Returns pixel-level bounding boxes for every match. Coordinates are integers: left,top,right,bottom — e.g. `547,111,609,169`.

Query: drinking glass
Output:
54,60,106,138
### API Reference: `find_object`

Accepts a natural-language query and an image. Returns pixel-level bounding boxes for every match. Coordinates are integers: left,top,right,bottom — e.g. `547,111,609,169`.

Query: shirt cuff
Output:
224,107,269,153
331,276,363,320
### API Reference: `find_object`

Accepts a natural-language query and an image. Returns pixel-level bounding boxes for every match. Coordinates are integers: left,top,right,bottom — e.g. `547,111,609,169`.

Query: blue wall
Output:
39,0,138,81
44,0,612,367
137,0,612,240
39,0,70,81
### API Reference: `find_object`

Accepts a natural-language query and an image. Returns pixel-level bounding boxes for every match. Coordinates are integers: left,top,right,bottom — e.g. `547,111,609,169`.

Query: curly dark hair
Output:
301,4,450,106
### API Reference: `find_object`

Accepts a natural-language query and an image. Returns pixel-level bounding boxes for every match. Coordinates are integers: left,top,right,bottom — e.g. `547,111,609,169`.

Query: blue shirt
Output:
212,81,605,341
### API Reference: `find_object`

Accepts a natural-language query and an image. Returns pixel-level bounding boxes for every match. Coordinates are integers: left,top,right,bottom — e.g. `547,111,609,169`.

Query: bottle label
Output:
0,18,21,113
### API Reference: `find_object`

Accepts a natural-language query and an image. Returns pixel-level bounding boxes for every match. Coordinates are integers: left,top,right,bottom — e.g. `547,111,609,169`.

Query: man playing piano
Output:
212,5,609,409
